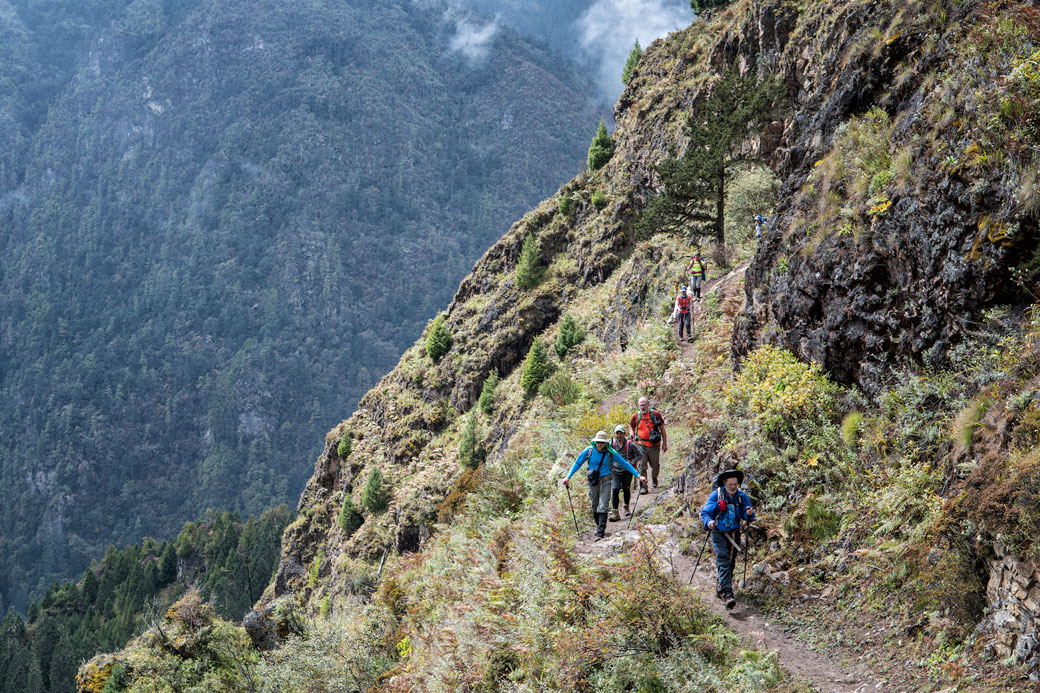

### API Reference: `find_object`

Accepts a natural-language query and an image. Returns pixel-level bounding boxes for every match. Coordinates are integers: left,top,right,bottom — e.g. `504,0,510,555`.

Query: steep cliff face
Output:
731,0,1040,396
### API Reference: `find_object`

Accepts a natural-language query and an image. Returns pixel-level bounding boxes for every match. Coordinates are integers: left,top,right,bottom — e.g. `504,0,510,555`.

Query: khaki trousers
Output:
639,445,660,485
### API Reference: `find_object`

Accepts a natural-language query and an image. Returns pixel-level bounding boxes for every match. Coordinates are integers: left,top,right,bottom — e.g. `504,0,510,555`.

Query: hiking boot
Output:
623,503,630,516
608,508,620,522
595,512,608,537
725,594,737,609
639,486,648,496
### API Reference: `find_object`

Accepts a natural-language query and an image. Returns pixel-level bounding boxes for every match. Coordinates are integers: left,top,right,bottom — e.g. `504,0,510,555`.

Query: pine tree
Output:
641,67,782,246
458,411,485,471
82,566,100,605
159,543,177,584
553,314,586,359
425,313,452,362
557,192,574,218
520,340,555,395
515,235,545,290
622,39,642,84
587,119,614,171
47,636,77,693
336,435,353,459
338,495,363,536
478,372,499,415
362,467,390,514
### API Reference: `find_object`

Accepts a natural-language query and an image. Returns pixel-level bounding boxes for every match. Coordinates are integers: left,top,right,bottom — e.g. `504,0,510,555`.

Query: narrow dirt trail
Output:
573,261,882,693
570,487,879,693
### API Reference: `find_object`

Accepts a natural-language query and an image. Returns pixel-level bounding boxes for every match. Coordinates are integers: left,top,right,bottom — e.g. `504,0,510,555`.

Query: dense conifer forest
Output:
0,506,290,693
0,0,601,612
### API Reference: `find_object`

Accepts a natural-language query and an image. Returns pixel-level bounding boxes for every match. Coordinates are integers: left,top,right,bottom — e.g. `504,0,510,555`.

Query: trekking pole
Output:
625,481,642,531
564,483,580,536
741,523,751,589
688,530,711,585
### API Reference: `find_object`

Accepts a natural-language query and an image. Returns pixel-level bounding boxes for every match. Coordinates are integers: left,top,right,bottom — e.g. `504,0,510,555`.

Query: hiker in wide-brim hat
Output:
700,468,755,609
563,430,646,540
609,424,642,521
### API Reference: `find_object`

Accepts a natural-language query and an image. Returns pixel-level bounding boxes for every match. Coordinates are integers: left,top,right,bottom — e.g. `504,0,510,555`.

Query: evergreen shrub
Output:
458,411,485,471
338,495,363,536
362,467,390,514
515,235,545,290
478,372,499,415
520,340,555,395
425,313,452,363
558,192,574,218
554,314,586,359
621,40,642,84
587,119,614,171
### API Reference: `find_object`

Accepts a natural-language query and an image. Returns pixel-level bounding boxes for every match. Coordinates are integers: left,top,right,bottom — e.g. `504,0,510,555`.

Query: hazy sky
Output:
577,0,690,101
448,0,692,103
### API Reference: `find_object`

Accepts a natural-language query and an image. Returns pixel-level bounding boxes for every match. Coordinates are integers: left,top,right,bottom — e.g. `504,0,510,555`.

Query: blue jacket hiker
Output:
563,430,644,540
699,469,755,609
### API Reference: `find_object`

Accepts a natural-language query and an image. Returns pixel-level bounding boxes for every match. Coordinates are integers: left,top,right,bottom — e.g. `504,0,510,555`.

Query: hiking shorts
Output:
588,474,611,513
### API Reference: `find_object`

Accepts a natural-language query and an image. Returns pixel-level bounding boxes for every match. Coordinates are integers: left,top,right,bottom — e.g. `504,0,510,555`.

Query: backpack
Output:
635,408,663,445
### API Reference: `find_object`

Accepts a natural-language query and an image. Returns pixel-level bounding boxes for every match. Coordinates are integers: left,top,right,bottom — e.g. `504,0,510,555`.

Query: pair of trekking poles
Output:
564,479,643,535
688,520,751,589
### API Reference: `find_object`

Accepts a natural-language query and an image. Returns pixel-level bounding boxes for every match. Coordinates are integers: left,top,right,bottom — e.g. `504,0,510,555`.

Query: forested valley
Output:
0,0,602,613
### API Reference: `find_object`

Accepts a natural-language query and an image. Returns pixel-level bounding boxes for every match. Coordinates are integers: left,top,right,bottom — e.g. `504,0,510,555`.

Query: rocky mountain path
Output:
572,491,878,693
575,260,881,693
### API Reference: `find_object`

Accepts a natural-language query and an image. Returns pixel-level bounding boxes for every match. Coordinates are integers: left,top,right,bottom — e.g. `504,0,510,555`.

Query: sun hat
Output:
591,430,611,444
714,469,744,486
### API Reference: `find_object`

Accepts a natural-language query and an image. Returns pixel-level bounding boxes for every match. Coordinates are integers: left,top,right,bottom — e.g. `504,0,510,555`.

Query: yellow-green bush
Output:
727,346,842,435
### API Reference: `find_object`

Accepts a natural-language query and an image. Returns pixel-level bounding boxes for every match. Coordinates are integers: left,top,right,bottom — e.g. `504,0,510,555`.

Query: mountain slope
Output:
0,0,601,611
75,0,1040,690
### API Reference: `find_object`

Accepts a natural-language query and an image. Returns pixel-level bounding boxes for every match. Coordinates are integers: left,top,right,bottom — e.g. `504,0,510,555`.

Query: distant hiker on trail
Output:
700,469,755,610
609,424,643,521
686,252,707,300
754,214,768,241
562,430,645,539
630,397,666,494
676,286,692,342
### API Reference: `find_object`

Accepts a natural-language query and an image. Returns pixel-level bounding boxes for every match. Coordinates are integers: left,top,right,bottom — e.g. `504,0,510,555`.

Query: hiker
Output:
676,285,692,342
754,214,768,241
629,397,666,494
609,424,643,521
686,252,707,300
700,469,755,609
562,430,645,539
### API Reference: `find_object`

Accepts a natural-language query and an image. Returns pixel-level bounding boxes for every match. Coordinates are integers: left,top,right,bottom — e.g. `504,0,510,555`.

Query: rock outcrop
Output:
732,0,1040,396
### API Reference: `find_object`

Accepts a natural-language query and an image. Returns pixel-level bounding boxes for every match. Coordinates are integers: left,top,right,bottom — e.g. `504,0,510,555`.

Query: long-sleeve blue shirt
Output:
700,487,754,532
566,445,640,481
